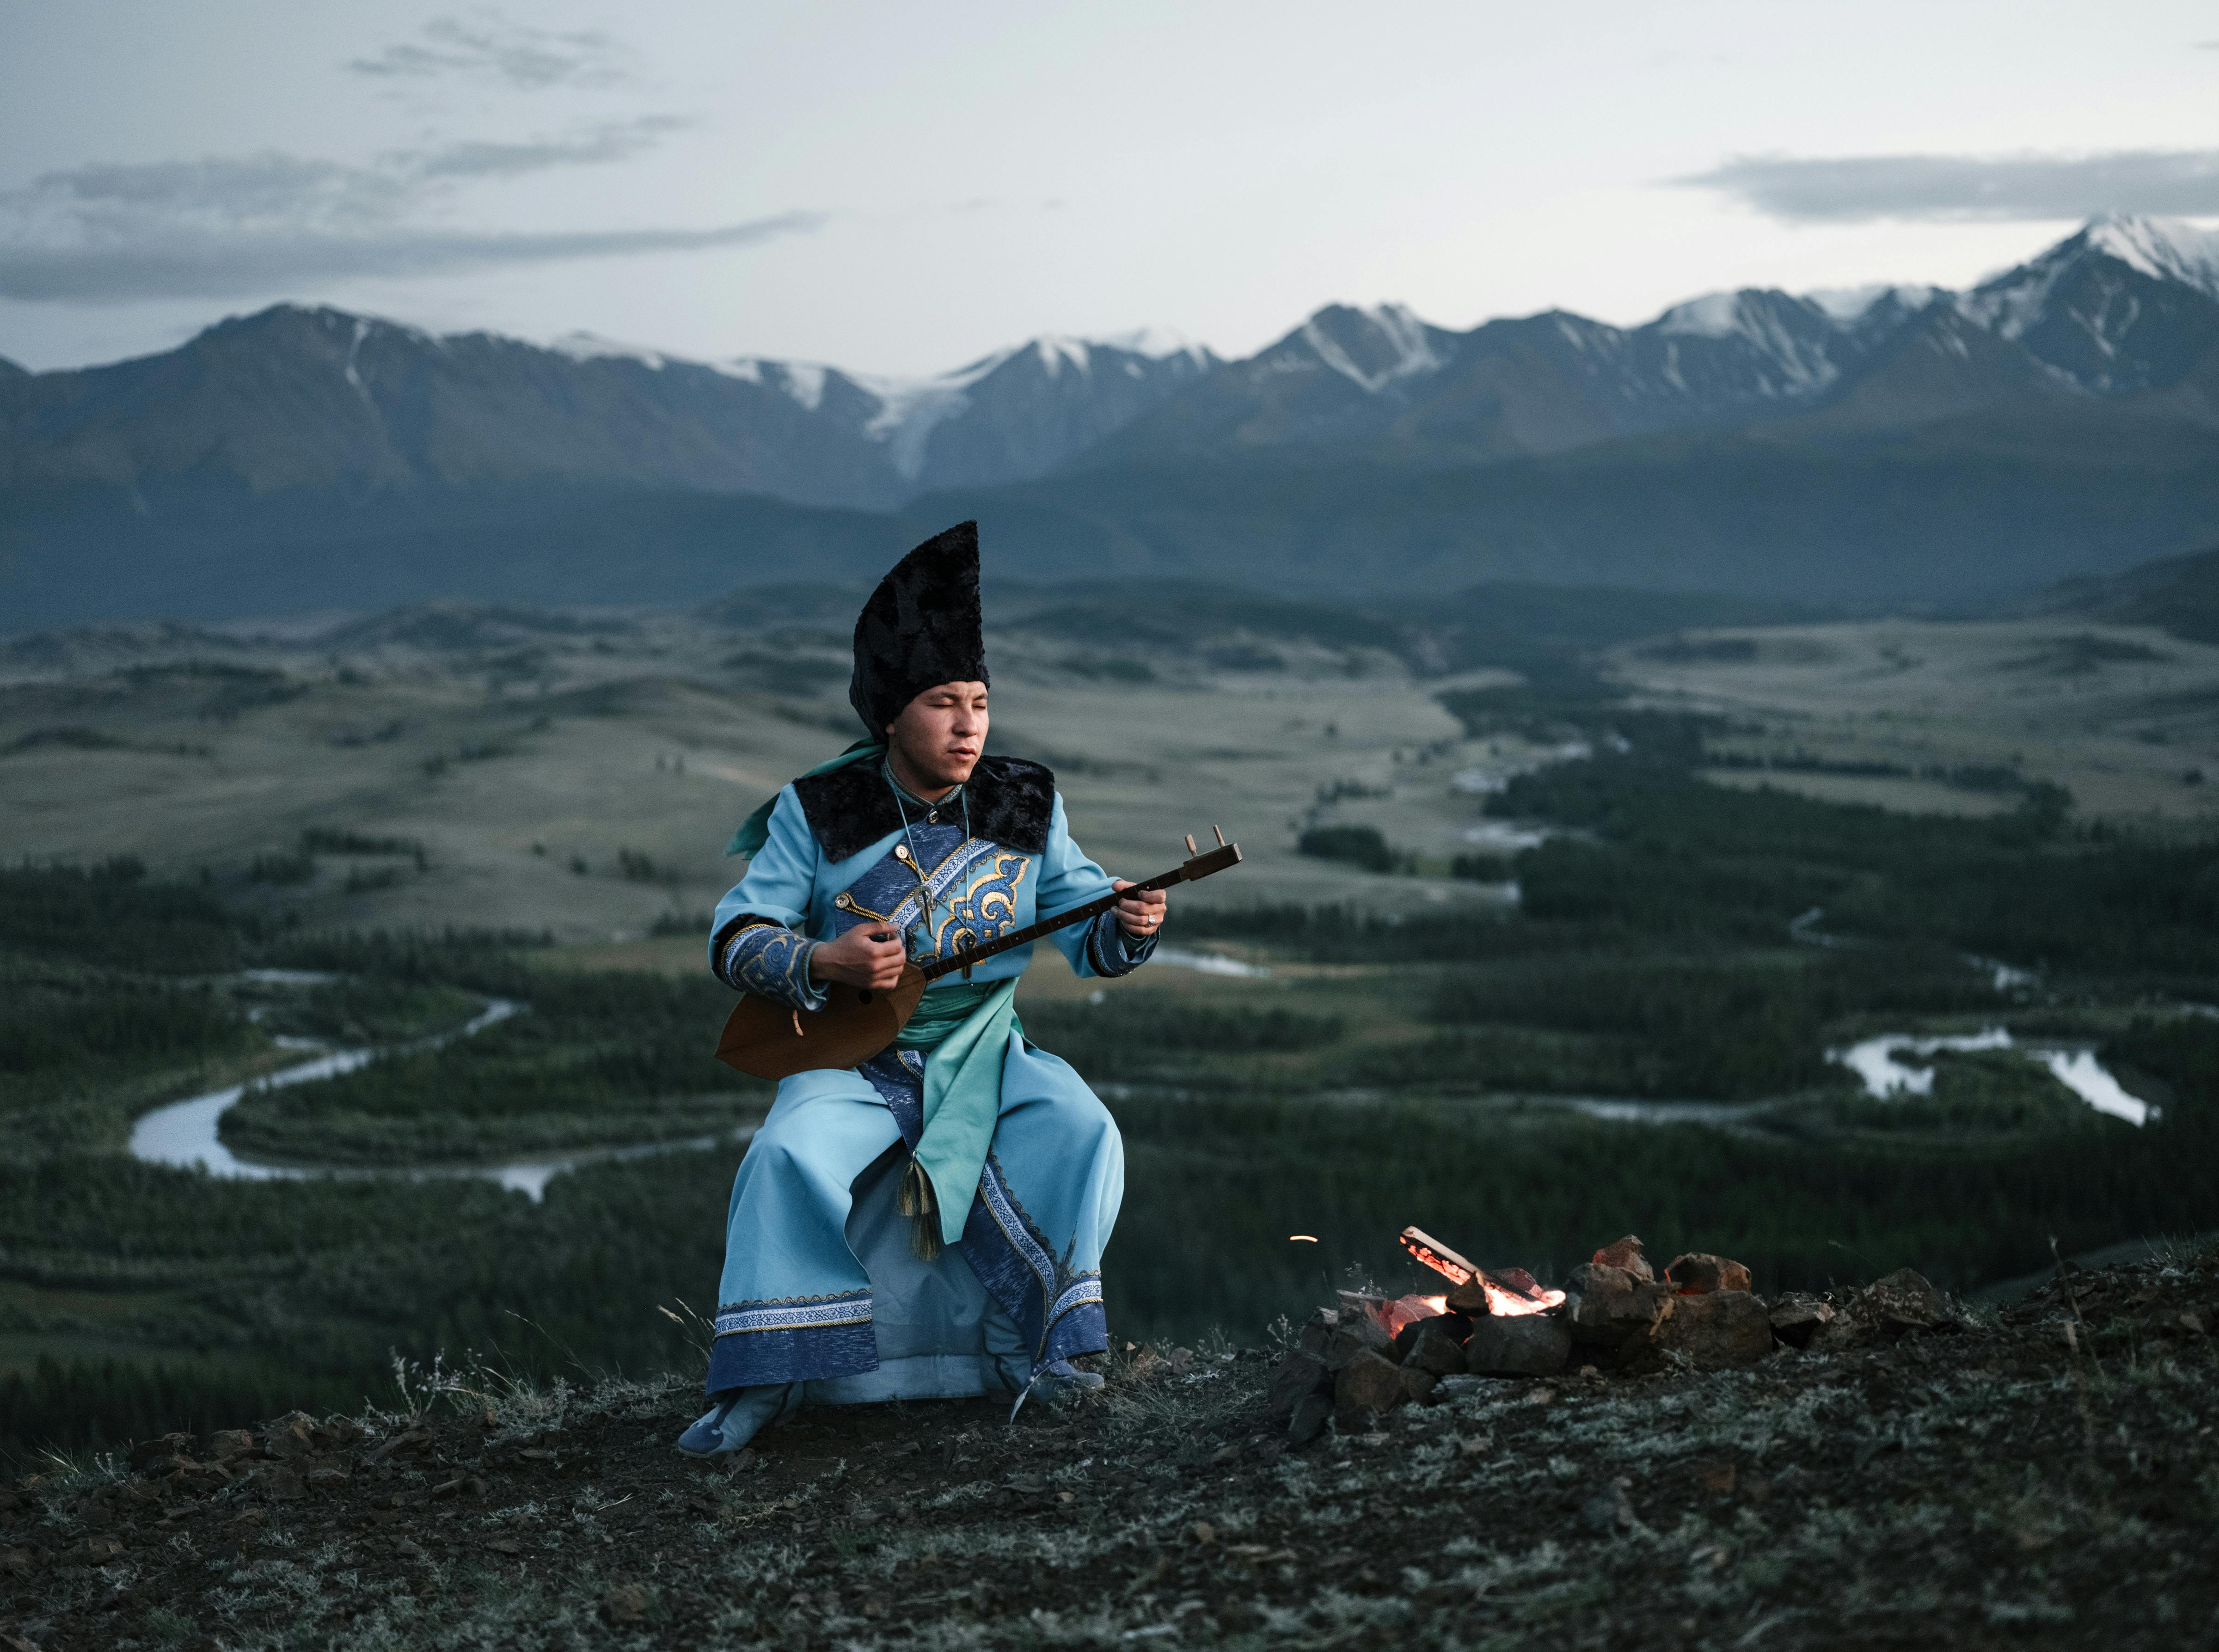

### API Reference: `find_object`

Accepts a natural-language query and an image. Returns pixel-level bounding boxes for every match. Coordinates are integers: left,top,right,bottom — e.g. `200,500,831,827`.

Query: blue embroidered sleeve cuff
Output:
1084,909,1156,978
719,921,829,1011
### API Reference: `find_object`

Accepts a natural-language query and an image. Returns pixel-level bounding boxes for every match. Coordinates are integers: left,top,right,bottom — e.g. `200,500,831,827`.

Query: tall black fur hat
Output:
850,521,989,735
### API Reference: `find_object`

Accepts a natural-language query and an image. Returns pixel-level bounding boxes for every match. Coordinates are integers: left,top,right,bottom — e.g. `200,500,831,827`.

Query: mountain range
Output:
3,214,2217,627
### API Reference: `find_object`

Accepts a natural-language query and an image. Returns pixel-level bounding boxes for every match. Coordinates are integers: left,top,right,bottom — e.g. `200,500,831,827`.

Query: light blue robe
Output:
705,781,1148,1399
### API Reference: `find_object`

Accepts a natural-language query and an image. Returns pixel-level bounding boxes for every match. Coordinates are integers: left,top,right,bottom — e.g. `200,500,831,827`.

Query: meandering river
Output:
125,998,753,1201
1827,1028,2153,1126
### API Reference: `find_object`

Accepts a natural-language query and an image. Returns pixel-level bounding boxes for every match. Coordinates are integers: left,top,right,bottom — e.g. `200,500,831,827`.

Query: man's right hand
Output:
809,925,908,991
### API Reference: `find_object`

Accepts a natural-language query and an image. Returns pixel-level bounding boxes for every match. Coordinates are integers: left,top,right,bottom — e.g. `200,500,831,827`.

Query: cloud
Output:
400,116,692,181
0,122,815,303
347,11,635,89
0,216,825,302
1676,149,2219,222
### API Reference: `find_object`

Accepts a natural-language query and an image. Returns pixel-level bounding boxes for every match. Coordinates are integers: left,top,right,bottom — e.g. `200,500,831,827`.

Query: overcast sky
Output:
2,1,2215,374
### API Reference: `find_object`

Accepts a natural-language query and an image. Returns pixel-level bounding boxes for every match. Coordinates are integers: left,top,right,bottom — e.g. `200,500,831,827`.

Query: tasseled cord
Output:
896,1154,943,1260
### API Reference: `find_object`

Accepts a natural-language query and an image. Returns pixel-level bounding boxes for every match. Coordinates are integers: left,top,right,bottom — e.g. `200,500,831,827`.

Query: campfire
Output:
1265,1225,1866,1444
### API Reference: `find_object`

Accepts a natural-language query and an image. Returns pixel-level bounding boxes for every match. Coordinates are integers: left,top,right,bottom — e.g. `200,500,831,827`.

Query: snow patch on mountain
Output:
1804,284,1944,325
1958,214,2219,342
1301,304,1442,393
1097,325,1214,369
2083,213,2219,300
546,332,671,371
1653,292,1838,394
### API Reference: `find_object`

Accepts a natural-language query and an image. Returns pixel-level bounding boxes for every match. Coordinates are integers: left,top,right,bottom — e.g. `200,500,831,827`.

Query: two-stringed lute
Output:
714,829,1242,1080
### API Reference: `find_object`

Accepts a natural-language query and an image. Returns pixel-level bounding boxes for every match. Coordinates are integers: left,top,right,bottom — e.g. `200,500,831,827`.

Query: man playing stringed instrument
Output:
678,521,1170,1456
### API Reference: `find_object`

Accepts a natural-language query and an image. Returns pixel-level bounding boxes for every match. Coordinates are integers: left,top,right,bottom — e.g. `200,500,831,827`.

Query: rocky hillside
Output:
4,1246,2211,1651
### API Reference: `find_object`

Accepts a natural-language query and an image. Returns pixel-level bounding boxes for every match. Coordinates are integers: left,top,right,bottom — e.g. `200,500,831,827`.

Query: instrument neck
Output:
915,867,1181,985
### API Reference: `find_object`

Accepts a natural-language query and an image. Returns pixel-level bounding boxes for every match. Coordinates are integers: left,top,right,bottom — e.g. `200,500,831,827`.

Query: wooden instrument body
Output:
715,964,927,1081
712,837,1240,1082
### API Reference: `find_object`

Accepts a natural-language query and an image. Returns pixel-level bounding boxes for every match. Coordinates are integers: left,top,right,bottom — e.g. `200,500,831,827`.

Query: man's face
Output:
886,680,989,791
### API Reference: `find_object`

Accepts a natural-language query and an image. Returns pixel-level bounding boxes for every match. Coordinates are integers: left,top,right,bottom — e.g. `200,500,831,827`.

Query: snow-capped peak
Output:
545,331,671,371
1096,324,1215,369
1655,291,1753,340
1803,284,1944,326
1032,336,1092,379
1961,214,2219,340
1649,289,1840,394
1300,303,1442,392
2080,213,2219,300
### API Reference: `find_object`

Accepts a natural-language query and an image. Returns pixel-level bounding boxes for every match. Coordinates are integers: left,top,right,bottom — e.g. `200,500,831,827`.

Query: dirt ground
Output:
4,1247,2213,1652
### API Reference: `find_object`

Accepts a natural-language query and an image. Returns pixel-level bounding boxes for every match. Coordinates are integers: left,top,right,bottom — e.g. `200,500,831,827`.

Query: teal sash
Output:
914,979,1019,1246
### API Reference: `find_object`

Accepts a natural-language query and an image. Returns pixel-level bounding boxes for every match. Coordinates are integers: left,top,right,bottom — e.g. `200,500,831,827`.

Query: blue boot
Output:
675,1383,799,1457
1008,1358,1105,1422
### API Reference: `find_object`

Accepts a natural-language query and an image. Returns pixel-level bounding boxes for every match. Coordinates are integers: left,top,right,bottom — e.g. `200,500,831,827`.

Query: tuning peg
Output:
1184,833,1198,857
1212,825,1226,847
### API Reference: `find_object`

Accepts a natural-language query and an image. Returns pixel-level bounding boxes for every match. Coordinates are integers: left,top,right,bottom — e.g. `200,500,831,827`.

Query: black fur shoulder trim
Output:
791,754,1055,864
966,756,1055,855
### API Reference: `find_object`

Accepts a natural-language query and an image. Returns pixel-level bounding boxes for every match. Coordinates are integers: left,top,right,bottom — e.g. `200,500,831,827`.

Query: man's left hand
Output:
1112,879,1167,939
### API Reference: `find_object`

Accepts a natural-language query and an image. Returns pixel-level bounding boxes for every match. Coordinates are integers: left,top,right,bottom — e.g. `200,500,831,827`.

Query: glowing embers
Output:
1397,1225,1568,1317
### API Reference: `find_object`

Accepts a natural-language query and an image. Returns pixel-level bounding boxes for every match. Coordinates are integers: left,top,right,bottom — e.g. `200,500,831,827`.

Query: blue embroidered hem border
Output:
708,1302,877,1391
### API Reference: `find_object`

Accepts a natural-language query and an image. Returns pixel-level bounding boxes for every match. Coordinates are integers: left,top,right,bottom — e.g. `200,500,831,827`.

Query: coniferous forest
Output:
2,677,2215,1462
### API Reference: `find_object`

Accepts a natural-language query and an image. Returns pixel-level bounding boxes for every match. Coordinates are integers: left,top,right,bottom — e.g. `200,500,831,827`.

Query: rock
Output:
1768,1292,1835,1349
1466,1313,1573,1377
1445,1277,1490,1314
1263,1352,1332,1422
1430,1374,1488,1403
73,1535,125,1567
1405,1322,1470,1377
1592,1236,1654,1281
1400,1366,1439,1406
1287,1392,1333,1446
1819,1268,1951,1349
0,1547,34,1577
1863,1268,1949,1330
202,1429,257,1462
602,1584,649,1626
264,1419,315,1460
1567,1263,1675,1349
1337,1290,1390,1324
1581,1479,1636,1534
1324,1313,1397,1369
128,1432,192,1471
1665,1253,1753,1296
1333,1350,1406,1424
254,1467,306,1502
1653,1291,1774,1369
305,1467,351,1493
1297,1309,1338,1357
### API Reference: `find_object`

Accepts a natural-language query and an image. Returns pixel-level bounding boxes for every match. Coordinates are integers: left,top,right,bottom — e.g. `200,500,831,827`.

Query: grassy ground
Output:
3,1244,2213,1652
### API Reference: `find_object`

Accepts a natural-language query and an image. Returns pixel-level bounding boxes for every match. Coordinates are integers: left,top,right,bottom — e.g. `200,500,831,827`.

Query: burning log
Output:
1399,1227,1567,1317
